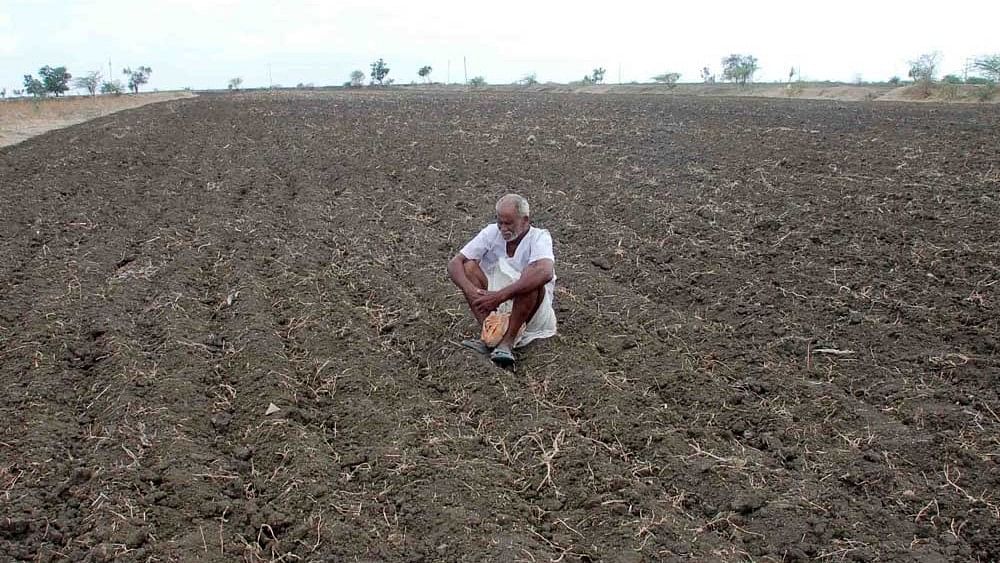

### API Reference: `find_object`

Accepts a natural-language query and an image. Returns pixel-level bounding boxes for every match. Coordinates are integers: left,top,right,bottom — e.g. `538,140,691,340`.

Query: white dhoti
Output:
486,256,557,348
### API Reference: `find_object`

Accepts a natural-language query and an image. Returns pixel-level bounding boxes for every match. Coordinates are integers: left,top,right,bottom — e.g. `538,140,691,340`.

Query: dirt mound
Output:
877,83,998,103
0,91,196,147
1,90,998,561
408,82,999,104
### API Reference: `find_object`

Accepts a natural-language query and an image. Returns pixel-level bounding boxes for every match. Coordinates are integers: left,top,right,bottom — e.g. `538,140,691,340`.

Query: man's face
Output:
496,204,529,242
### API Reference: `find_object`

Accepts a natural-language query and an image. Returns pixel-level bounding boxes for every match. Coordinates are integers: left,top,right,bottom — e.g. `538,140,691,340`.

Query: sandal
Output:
490,346,516,368
460,339,491,355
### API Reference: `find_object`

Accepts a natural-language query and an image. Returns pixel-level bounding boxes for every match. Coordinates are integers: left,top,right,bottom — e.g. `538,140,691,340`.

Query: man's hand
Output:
471,289,506,316
463,286,485,306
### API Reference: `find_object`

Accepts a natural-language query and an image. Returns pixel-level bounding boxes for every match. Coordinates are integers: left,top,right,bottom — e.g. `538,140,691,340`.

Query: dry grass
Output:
0,91,196,147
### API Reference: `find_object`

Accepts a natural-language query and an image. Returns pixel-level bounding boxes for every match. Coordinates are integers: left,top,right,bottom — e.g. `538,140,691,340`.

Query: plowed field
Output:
1,90,998,561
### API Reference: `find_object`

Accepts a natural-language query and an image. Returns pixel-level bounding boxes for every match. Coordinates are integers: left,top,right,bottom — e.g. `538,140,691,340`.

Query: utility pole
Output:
108,59,112,82
618,63,622,84
268,64,273,88
463,56,467,85
447,60,450,84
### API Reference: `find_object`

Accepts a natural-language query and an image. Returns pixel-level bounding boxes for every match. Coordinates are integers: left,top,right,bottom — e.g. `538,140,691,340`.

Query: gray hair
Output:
496,194,530,218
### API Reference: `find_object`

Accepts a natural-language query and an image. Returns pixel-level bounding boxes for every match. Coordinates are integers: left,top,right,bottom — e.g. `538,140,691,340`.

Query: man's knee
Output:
513,286,545,315
464,260,487,287
514,286,544,305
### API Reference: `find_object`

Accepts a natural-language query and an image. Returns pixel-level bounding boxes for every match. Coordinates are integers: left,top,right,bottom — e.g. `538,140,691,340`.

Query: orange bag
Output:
481,311,525,347
481,312,510,347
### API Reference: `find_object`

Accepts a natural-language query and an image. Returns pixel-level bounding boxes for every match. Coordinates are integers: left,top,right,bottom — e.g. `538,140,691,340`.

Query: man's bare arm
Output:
497,259,553,301
447,253,478,295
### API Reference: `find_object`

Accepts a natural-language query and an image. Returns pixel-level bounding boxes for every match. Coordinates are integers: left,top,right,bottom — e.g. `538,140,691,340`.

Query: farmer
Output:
447,194,557,368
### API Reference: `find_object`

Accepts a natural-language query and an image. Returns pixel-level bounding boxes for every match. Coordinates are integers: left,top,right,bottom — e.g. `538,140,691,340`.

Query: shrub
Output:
100,80,124,95
39,66,71,96
908,52,939,83
518,73,538,86
23,75,46,97
973,55,1000,83
652,72,681,88
468,76,486,88
73,71,101,96
122,66,152,94
721,54,759,86
370,59,390,85
976,83,997,102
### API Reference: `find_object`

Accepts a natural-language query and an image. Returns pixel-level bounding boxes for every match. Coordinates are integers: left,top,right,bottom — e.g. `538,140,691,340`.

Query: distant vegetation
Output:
370,58,391,86
73,71,101,97
908,52,940,83
101,80,124,95
974,54,1000,82
22,65,72,97
6,50,999,99
576,67,606,85
652,72,681,88
721,54,758,86
518,73,538,86
123,66,153,94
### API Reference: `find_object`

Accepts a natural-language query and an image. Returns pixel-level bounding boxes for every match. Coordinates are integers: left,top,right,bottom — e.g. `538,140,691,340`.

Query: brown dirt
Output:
1,90,998,562
0,92,196,148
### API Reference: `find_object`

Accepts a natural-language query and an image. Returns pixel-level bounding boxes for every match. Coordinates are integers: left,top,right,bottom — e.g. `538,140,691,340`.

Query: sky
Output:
1,0,998,93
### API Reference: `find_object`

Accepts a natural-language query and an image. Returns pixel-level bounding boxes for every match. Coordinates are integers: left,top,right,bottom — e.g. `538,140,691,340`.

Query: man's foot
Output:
490,345,516,368
461,339,491,355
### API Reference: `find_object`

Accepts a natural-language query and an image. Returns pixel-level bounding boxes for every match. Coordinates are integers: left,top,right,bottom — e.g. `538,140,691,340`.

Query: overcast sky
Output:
2,0,998,93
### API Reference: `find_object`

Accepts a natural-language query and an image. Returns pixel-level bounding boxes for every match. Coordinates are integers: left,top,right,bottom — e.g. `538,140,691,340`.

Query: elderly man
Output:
447,194,557,368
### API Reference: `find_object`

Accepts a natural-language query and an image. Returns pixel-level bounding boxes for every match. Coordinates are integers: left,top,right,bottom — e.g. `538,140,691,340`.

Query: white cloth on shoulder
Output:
487,255,557,348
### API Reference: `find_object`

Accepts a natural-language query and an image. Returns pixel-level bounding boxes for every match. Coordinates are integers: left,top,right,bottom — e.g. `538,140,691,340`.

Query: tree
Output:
122,66,152,94
101,80,124,95
973,54,1000,83
468,76,486,88
907,52,940,83
701,66,716,83
652,72,681,88
721,54,758,86
38,66,71,96
418,65,432,83
370,58,390,85
73,71,101,96
0,88,5,98
518,73,538,86
349,70,365,87
23,74,46,97
591,67,606,84
227,77,243,90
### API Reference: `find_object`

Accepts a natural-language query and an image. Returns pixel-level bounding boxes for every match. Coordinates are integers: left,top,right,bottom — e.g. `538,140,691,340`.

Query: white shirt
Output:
460,224,556,292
